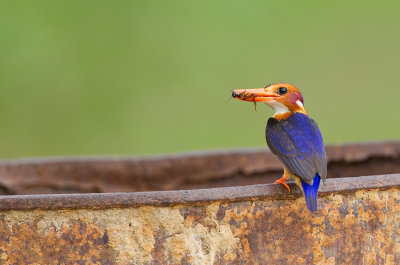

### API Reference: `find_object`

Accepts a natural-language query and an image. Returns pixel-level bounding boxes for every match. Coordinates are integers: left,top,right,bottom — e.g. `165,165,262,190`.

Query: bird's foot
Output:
274,176,290,192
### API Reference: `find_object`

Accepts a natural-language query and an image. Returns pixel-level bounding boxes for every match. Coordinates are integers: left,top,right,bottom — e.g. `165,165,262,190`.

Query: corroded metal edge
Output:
0,174,399,211
0,140,399,195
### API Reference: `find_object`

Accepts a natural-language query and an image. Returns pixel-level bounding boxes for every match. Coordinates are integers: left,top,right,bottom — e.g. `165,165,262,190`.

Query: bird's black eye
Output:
277,87,288,95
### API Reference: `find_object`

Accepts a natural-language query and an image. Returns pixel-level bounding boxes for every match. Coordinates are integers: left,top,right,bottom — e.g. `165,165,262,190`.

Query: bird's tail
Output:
300,174,321,212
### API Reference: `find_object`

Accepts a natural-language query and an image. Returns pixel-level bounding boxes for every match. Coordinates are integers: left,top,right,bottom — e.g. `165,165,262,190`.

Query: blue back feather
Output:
266,113,327,182
301,174,321,212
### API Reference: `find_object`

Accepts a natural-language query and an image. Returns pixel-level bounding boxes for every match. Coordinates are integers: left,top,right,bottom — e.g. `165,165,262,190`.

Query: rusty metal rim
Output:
0,174,399,211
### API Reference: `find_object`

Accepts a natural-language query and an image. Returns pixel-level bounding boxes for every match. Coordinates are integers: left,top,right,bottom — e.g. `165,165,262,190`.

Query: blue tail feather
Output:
300,174,321,212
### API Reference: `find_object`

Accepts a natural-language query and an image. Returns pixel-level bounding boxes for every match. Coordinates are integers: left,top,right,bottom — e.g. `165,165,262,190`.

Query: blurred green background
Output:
0,1,399,158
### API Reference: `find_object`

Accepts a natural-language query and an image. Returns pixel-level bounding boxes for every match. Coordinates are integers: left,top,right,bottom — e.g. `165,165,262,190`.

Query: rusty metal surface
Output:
0,141,399,195
0,141,400,264
0,175,400,264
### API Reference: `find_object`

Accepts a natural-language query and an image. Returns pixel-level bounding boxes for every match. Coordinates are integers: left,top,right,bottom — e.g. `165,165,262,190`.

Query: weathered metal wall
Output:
1,175,400,264
0,141,399,264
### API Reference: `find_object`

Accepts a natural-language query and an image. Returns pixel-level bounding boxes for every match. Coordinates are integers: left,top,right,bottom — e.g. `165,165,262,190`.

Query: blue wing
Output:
265,113,327,184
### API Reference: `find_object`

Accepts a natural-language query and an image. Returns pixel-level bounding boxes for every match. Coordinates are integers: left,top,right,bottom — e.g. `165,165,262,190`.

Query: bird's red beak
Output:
232,88,279,102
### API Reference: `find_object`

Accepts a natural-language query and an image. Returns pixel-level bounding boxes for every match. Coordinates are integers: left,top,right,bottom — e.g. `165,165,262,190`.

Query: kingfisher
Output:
232,83,327,212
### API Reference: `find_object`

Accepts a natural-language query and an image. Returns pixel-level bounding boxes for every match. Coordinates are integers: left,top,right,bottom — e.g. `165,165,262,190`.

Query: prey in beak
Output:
232,88,280,111
231,88,279,102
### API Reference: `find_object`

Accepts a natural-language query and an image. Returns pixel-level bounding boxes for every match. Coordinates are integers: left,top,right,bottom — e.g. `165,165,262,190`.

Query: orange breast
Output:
273,112,292,120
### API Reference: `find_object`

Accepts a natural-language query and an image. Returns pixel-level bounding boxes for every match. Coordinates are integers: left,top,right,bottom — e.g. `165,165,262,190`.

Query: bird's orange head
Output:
232,83,307,119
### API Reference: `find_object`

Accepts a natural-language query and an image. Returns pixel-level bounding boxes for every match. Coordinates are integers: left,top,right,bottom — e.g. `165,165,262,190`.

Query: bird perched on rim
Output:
232,83,327,212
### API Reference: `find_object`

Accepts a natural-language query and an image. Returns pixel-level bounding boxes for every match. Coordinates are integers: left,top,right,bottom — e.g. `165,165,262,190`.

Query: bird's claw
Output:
274,177,290,192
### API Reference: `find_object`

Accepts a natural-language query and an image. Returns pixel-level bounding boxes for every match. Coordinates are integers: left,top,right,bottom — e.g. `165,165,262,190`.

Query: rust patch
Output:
0,217,115,264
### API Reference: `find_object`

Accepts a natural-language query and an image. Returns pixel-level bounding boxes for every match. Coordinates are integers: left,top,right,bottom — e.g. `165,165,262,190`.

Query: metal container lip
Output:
0,140,399,212
0,174,399,212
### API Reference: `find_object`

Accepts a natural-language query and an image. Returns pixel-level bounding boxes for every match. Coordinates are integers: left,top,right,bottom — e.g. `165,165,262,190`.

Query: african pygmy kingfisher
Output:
232,83,327,212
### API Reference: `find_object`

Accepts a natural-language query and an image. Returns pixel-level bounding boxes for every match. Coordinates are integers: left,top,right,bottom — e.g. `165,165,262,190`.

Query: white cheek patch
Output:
264,100,290,116
296,100,304,109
